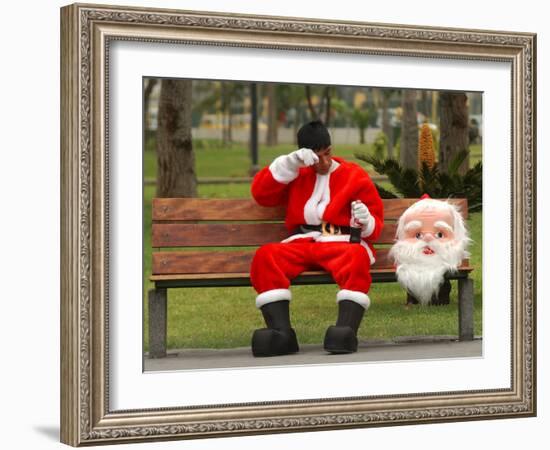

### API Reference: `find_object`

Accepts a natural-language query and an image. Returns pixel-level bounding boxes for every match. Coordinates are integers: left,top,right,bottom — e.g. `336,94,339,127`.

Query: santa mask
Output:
389,198,470,305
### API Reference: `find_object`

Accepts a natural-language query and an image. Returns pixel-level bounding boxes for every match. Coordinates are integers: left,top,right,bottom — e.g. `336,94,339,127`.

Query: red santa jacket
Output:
251,156,384,262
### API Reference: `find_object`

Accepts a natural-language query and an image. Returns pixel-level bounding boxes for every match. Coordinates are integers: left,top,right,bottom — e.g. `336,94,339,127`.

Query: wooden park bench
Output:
148,198,474,358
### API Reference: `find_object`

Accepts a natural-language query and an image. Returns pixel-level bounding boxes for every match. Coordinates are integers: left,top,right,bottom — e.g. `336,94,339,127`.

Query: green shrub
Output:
355,150,483,212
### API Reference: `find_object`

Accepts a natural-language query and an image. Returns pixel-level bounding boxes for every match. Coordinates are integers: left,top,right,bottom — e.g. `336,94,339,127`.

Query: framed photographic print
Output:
60,3,536,446
142,78,483,372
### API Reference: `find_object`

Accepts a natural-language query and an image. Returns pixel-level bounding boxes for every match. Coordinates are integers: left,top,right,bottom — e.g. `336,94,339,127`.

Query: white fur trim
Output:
303,160,340,225
256,289,292,309
310,235,376,265
304,173,330,225
269,155,299,184
329,160,340,173
281,231,321,243
315,234,351,243
361,241,376,265
336,290,371,309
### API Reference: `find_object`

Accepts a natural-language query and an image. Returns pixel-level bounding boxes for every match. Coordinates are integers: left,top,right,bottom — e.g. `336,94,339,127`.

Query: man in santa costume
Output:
389,195,471,306
249,121,384,356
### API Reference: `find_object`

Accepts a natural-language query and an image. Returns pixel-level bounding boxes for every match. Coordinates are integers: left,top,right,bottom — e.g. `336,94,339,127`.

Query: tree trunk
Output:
143,78,158,131
221,84,233,146
359,127,366,144
400,89,418,170
249,83,259,175
266,83,278,146
431,91,438,124
156,79,197,198
324,87,332,127
439,92,469,174
381,92,394,158
293,105,301,145
224,108,233,144
305,85,319,120
419,90,429,117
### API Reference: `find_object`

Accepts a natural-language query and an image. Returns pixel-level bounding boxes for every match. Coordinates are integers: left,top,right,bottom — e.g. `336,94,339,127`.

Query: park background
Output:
143,79,483,352
0,0,547,449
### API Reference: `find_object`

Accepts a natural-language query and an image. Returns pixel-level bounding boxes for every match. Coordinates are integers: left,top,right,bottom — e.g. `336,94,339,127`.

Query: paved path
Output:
144,337,482,372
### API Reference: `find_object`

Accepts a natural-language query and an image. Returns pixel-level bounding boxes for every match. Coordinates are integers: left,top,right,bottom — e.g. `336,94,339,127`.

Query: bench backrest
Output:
151,198,468,277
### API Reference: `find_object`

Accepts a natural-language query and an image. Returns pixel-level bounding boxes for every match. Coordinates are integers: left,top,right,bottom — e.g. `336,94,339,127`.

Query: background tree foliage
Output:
356,150,482,212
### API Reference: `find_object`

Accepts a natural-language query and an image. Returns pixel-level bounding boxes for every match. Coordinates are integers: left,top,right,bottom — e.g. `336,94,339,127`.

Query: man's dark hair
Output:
297,120,331,151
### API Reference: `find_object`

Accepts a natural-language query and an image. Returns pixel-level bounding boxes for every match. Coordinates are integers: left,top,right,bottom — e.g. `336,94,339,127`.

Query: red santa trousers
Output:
250,238,372,309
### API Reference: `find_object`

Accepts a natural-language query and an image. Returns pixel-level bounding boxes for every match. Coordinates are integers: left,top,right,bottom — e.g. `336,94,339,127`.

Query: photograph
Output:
143,78,484,371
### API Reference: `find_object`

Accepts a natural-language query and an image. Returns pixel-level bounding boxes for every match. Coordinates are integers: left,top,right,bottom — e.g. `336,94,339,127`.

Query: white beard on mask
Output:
389,239,466,305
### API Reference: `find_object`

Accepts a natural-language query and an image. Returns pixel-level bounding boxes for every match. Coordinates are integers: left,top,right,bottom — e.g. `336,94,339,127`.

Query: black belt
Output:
299,223,351,234
294,223,362,243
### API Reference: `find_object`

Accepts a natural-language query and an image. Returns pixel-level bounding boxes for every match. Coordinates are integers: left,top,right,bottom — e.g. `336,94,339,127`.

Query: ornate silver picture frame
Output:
60,3,536,446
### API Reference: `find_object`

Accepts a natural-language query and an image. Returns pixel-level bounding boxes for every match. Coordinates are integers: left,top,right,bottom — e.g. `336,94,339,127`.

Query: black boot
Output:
406,292,419,305
324,300,365,354
252,300,299,357
407,280,452,306
432,279,451,305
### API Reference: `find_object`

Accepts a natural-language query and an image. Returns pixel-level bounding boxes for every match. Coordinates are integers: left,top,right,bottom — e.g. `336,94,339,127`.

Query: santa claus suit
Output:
250,155,384,310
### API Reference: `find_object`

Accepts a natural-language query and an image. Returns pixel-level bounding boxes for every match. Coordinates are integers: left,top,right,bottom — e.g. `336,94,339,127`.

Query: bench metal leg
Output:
458,277,474,341
148,287,167,358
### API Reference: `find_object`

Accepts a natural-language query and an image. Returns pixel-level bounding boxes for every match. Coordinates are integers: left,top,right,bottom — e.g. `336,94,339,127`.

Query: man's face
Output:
313,146,333,175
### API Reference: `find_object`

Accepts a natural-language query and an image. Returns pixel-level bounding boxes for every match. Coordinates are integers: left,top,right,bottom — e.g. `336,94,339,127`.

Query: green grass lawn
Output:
143,178,482,351
144,141,378,179
143,137,482,180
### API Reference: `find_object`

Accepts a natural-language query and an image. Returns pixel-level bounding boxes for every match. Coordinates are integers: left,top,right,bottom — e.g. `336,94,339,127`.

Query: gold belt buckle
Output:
322,221,341,236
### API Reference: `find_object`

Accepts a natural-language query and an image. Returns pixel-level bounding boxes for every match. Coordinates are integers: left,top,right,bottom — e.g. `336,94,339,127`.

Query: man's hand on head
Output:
290,148,319,168
269,148,319,184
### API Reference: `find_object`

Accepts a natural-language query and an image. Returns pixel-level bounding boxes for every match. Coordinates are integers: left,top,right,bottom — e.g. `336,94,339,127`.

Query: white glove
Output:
269,148,319,184
288,148,319,168
351,200,375,237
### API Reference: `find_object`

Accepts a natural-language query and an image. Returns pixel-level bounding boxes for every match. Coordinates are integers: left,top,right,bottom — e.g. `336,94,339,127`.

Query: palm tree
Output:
277,84,307,145
400,89,418,169
305,85,334,126
381,89,397,158
265,83,278,146
193,81,245,146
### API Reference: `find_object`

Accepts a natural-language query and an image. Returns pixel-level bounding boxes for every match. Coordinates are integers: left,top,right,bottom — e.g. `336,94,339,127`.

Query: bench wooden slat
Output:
150,265,474,282
152,223,288,248
153,250,253,275
152,198,286,221
153,248,397,275
385,198,468,220
152,223,400,247
153,198,468,221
